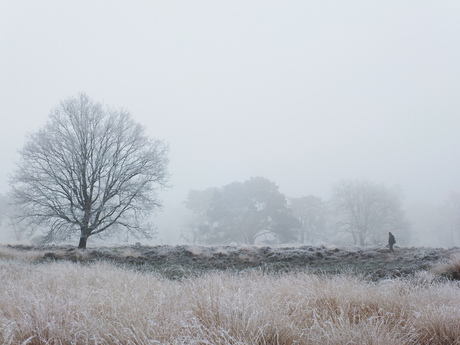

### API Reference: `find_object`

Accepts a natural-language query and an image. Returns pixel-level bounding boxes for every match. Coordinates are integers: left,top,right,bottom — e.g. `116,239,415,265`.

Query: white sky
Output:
1,1,459,213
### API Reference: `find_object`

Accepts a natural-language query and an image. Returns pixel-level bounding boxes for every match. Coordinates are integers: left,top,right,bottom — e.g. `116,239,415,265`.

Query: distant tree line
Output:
182,177,413,246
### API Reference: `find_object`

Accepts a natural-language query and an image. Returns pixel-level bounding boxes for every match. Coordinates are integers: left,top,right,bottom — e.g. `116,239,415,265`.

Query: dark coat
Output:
389,233,396,245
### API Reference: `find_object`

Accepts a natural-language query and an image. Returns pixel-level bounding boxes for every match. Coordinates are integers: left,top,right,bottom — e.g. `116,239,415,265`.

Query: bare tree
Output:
289,195,329,244
0,193,7,228
439,191,460,247
10,94,170,248
332,180,409,246
182,188,218,244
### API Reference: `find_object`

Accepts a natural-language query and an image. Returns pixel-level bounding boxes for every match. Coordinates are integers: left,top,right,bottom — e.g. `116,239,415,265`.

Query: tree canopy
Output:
184,177,298,245
10,93,170,248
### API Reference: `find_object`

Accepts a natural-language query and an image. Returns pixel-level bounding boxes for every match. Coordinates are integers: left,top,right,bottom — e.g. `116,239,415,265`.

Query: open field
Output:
1,244,460,344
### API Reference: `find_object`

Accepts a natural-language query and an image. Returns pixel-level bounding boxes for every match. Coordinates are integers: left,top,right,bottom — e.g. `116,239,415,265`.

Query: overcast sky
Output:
1,1,459,216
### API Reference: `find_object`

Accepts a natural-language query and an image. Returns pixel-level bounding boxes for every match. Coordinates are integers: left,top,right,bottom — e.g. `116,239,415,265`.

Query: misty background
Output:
1,1,459,247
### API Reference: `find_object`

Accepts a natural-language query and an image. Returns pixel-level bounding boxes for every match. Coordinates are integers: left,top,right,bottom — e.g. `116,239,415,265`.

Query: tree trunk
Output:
78,232,88,249
359,233,365,247
351,232,357,246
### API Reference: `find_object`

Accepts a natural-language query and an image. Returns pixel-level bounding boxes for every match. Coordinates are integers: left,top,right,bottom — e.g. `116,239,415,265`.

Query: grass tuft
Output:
430,253,460,280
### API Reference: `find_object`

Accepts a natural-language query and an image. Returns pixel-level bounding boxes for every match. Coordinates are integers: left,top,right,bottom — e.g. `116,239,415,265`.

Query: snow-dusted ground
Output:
2,243,459,281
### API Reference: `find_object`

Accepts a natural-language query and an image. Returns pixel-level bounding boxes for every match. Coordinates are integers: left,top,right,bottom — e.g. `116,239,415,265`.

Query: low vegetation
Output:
1,244,460,344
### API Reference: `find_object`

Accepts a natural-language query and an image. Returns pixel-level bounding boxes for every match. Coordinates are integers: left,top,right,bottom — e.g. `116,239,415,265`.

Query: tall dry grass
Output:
1,259,460,344
430,253,460,281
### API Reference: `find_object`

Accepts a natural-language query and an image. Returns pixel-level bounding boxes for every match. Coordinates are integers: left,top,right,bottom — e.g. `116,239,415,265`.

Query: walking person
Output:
388,232,396,252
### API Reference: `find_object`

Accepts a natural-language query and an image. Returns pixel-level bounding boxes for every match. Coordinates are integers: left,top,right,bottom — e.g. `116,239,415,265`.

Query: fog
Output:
1,1,459,246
